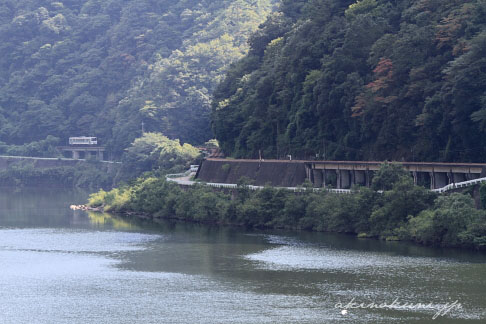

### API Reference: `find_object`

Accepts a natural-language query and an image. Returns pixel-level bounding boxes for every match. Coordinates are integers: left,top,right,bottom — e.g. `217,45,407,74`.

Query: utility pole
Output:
141,121,145,134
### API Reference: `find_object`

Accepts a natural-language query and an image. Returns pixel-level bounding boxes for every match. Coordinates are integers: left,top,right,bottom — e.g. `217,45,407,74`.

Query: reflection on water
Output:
0,188,485,324
87,212,138,230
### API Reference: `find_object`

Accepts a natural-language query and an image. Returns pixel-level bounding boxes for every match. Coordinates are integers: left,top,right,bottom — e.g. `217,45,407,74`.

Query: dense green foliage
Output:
213,0,486,161
480,183,486,209
116,132,201,181
408,193,486,248
0,135,61,157
0,0,276,156
89,164,486,250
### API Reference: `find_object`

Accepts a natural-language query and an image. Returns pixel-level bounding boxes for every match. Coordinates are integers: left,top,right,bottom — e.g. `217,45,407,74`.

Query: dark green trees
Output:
408,194,486,248
88,162,486,250
212,0,486,162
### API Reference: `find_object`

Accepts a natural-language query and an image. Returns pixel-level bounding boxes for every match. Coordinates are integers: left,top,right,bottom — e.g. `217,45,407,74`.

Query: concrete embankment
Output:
0,155,119,171
0,155,121,188
196,158,307,187
0,156,80,169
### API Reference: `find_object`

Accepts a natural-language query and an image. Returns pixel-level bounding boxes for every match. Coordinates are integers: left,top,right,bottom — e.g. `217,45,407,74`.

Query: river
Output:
0,188,485,323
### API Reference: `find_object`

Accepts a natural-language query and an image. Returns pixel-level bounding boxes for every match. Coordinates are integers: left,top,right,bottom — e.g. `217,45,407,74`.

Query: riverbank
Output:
70,204,104,212
87,164,486,251
4,186,486,323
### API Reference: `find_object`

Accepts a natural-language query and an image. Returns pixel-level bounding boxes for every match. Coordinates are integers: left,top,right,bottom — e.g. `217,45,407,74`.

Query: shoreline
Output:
78,204,486,253
70,205,104,212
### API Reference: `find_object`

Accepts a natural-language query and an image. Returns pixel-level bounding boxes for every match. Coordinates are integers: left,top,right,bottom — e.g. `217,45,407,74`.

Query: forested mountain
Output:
0,0,276,157
212,0,486,162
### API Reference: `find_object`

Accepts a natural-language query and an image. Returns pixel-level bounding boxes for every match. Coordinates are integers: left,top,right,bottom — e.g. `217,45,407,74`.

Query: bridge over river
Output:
195,159,486,192
307,160,486,190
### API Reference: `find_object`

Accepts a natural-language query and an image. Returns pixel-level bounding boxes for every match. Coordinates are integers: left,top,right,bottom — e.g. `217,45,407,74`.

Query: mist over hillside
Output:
0,0,276,157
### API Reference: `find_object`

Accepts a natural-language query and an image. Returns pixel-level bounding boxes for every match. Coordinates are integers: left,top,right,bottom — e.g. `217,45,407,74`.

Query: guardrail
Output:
166,172,353,194
431,177,486,193
167,172,486,194
166,172,190,178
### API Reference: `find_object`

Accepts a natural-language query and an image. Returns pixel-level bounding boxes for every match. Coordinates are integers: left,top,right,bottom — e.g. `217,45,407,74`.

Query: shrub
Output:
408,194,485,248
480,183,486,209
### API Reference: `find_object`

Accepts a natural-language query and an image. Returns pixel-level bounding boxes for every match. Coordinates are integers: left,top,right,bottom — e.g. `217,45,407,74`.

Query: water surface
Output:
0,188,485,323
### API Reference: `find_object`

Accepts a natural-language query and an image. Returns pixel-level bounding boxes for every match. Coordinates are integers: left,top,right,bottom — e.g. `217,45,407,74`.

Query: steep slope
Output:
212,0,486,162
0,0,276,157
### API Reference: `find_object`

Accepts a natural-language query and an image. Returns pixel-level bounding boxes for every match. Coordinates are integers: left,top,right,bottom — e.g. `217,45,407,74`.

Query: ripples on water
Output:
245,235,486,322
0,188,485,324
0,228,344,324
246,235,450,272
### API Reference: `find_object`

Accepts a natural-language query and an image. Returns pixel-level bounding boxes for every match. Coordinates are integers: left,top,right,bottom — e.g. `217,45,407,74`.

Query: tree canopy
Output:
0,0,277,157
118,132,200,181
212,0,486,162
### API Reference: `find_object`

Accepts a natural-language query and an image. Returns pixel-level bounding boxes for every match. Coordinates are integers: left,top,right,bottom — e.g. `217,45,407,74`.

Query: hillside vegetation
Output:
0,0,276,157
212,0,486,162
89,164,486,250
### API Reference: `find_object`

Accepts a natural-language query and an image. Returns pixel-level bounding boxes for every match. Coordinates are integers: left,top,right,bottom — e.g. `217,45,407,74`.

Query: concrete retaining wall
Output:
0,156,120,172
0,156,82,170
197,159,307,187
